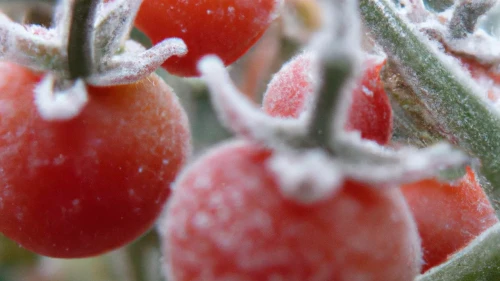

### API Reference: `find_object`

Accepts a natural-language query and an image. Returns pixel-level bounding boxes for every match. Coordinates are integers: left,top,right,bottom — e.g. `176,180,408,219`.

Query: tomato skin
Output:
262,52,393,145
134,0,280,77
163,140,421,281
0,62,191,258
401,167,498,272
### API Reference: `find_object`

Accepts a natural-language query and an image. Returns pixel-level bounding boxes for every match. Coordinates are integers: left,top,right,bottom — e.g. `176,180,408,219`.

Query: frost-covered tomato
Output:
262,52,393,145
134,0,281,77
401,167,498,272
163,140,421,281
0,62,191,258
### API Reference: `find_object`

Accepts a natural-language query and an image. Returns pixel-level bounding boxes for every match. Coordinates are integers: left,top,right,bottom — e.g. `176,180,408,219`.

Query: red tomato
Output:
133,0,280,77
0,62,191,258
262,52,393,145
401,167,498,272
163,140,422,281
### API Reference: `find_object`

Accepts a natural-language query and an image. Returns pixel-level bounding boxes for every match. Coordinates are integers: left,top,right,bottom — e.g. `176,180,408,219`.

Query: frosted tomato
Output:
0,62,191,258
134,0,281,77
401,167,498,272
163,140,421,281
262,52,393,145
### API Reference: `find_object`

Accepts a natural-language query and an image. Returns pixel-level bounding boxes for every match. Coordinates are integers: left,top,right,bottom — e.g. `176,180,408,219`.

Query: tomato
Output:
0,62,191,258
162,140,422,281
401,167,498,272
262,52,393,145
133,0,280,77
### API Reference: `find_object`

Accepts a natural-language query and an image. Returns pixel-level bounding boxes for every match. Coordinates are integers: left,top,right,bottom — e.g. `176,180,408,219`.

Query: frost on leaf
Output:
307,0,362,69
333,131,470,185
87,38,188,86
53,0,75,44
446,29,500,64
0,13,65,71
94,0,144,62
34,74,89,121
198,55,308,147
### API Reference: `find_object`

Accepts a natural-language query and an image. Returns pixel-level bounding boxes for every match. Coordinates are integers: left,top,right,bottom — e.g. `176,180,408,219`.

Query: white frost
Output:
94,0,145,62
87,38,187,86
267,148,343,204
34,74,89,121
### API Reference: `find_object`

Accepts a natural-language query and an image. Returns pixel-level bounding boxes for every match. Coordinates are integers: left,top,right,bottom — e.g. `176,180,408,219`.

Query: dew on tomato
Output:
134,0,281,77
0,62,191,258
162,140,421,281
262,52,393,145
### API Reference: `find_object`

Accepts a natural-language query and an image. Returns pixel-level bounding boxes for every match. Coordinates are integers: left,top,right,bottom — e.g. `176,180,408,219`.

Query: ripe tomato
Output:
163,140,422,281
133,0,280,77
401,167,498,272
0,62,191,258
262,52,393,145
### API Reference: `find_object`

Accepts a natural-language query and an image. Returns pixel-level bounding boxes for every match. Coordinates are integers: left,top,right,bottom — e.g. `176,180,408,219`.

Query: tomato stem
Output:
307,58,352,152
448,0,495,39
67,0,99,79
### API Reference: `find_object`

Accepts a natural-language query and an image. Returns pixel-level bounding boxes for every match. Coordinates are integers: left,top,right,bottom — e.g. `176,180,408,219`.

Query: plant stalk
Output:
307,58,352,150
67,0,99,79
449,0,495,39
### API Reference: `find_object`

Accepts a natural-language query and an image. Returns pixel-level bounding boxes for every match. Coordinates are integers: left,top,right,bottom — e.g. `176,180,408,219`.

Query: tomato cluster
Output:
0,1,497,281
260,50,498,273
159,46,498,280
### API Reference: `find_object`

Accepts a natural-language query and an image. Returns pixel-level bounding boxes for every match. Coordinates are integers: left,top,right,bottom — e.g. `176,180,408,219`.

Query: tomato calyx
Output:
0,0,187,120
197,0,468,204
34,74,89,120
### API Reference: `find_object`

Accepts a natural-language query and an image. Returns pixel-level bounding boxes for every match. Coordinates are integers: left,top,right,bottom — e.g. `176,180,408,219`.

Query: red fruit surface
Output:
401,167,498,272
262,52,393,145
0,62,191,258
163,140,422,281
134,0,280,77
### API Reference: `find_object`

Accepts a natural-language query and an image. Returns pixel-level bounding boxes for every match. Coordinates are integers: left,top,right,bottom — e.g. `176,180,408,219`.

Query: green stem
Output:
359,0,500,210
307,59,352,150
67,0,99,79
449,0,495,39
416,223,500,281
